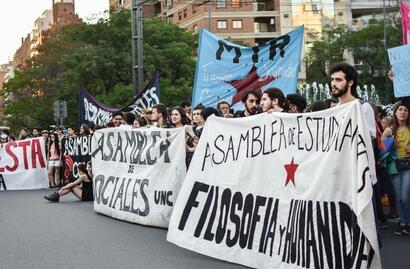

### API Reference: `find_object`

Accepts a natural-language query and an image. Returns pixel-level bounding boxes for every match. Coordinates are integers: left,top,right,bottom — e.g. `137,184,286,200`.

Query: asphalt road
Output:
0,190,409,269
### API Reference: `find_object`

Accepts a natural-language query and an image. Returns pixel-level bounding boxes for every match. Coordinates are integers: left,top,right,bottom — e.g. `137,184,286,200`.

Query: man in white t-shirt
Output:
329,63,376,139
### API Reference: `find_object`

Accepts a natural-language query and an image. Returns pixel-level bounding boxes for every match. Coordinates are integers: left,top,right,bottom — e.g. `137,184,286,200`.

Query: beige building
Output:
31,10,53,58
160,0,281,45
0,63,14,114
12,0,81,70
109,0,161,17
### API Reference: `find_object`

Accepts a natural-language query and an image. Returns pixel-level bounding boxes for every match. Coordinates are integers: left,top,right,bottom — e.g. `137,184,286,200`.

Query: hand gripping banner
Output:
167,101,381,269
191,27,304,109
79,71,160,127
0,137,48,190
91,126,187,227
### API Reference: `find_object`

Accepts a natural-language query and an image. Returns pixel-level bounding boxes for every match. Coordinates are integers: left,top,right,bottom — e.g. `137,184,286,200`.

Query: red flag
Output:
401,2,410,44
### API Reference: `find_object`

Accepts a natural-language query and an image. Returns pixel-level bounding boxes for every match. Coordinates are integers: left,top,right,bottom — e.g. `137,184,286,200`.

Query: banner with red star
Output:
191,27,304,110
168,101,381,269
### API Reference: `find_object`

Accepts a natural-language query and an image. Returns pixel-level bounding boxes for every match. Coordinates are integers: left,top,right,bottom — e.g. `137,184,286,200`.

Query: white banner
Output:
167,101,381,269
0,137,48,190
92,126,187,227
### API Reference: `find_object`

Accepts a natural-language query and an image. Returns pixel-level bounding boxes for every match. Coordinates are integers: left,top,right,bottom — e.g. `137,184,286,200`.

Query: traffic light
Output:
60,101,67,118
53,101,61,118
53,100,68,119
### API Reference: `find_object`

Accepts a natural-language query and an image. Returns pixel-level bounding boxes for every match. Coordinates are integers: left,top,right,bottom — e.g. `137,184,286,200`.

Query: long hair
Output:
78,163,91,181
171,106,191,126
80,124,90,135
49,133,60,156
392,101,410,136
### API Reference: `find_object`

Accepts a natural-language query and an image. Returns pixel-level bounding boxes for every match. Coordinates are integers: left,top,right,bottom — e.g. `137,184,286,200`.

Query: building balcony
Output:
351,0,398,18
254,17,277,33
253,1,275,12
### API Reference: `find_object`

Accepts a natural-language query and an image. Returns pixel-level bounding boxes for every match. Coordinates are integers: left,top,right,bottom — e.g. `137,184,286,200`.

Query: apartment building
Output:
30,10,53,58
160,0,281,45
0,63,14,114
12,0,81,70
109,0,161,17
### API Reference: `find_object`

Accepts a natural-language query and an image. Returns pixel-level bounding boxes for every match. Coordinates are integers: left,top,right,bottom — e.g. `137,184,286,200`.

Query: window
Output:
193,4,197,13
232,20,242,29
183,8,187,18
216,0,227,8
231,0,241,7
178,12,182,20
217,20,227,29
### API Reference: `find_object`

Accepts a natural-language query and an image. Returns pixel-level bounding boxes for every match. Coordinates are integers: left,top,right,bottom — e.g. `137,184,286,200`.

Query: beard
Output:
246,105,258,115
331,83,349,98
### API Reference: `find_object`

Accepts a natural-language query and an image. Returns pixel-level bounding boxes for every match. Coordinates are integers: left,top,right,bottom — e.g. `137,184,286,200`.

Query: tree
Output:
305,18,402,103
305,24,349,83
2,11,197,131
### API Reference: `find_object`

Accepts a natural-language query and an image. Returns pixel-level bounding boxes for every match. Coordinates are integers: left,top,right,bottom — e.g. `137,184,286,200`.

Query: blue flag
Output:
192,27,304,109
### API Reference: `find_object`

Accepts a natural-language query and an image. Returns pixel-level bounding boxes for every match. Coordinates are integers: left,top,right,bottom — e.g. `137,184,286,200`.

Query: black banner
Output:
79,71,160,127
61,135,92,182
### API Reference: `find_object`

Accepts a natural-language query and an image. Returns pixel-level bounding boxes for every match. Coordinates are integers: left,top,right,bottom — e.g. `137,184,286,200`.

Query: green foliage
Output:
305,19,402,103
2,11,197,130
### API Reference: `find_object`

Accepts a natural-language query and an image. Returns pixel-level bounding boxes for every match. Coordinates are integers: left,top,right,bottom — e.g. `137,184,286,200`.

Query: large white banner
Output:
167,101,381,269
92,127,187,227
0,137,48,190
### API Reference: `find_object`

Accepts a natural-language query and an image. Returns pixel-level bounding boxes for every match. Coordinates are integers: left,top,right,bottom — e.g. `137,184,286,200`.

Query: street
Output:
0,190,409,269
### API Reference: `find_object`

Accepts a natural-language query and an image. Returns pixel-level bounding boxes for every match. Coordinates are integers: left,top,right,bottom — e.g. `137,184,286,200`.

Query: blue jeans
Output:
391,168,410,226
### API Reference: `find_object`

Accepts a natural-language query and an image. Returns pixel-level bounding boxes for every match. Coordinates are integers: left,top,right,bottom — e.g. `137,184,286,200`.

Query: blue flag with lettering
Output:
192,27,304,109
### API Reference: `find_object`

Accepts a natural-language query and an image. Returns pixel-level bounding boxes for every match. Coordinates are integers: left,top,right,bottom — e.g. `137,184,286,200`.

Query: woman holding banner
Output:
47,133,61,188
44,163,93,202
383,101,410,235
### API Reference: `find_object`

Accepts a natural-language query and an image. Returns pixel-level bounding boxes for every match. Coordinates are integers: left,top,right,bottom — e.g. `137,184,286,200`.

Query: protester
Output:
55,127,64,143
79,124,90,135
305,101,328,112
286,94,307,113
133,117,148,128
170,107,191,128
111,111,123,127
381,116,392,131
47,133,61,188
18,127,29,140
31,128,39,137
186,105,206,167
180,101,191,120
260,87,287,112
67,127,76,137
324,98,338,108
330,63,376,139
382,101,410,235
93,125,103,133
151,103,171,128
44,163,93,203
123,112,136,127
217,101,232,118
234,89,261,117
0,132,9,144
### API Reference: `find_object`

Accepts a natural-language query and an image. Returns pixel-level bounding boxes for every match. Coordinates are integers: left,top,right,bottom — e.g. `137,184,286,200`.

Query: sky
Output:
0,0,109,64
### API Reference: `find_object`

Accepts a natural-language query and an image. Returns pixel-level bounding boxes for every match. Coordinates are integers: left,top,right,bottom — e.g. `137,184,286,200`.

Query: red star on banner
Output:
227,65,277,105
284,158,299,187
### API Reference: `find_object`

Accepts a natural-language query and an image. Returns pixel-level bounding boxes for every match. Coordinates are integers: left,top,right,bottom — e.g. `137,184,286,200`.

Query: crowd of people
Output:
1,63,409,238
